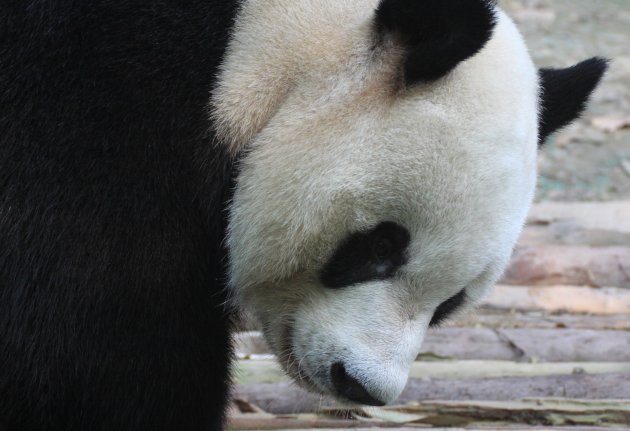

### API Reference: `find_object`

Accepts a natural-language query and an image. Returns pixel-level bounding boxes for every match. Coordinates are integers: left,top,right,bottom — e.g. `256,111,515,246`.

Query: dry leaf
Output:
233,398,269,414
591,115,630,133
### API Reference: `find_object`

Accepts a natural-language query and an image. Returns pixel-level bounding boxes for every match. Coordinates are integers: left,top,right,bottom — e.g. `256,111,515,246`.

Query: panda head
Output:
213,0,607,405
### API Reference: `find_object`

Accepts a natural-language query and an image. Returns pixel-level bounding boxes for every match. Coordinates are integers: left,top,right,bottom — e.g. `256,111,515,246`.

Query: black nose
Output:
330,362,385,406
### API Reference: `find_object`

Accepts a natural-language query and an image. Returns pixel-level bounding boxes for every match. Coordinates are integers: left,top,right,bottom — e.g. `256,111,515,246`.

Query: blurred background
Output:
508,0,630,202
229,2,630,429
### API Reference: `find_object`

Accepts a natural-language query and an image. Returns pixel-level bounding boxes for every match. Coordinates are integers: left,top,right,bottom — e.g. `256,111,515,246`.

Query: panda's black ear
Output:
538,57,609,146
374,0,497,84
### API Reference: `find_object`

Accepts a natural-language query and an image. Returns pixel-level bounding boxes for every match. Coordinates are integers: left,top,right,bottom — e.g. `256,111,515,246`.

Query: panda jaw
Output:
249,279,434,404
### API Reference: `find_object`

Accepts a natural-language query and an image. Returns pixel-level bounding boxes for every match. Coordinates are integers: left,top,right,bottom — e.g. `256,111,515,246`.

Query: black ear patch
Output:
538,57,609,145
374,0,497,84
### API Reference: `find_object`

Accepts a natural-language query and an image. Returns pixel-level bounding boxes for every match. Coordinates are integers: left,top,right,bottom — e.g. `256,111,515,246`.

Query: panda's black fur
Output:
0,2,239,430
0,0,607,430
538,58,609,145
375,0,497,83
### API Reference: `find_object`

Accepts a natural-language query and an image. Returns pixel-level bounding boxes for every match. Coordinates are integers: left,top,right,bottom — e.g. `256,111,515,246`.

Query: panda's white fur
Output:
214,1,538,403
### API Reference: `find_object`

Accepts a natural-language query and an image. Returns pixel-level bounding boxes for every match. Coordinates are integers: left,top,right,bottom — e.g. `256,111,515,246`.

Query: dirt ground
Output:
500,0,630,201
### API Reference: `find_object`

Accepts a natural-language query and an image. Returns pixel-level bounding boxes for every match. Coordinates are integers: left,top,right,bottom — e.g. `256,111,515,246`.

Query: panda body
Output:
0,0,607,430
0,2,239,430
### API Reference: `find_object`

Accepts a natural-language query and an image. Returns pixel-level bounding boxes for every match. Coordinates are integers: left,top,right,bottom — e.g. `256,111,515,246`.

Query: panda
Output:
0,0,607,430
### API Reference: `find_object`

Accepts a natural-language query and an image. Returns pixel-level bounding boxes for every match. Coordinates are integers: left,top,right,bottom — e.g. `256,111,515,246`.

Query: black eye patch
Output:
429,289,466,327
320,222,410,289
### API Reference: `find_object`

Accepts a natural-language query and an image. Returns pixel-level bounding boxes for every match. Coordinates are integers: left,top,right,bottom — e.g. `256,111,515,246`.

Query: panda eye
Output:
373,237,393,260
320,222,410,289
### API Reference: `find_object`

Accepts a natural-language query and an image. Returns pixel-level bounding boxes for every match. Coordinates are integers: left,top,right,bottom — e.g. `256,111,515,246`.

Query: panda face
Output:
214,0,605,406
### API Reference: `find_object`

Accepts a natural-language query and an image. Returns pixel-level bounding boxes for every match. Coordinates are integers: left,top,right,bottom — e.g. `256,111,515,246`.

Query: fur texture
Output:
374,0,497,83
0,1,239,430
429,288,467,327
539,57,609,144
320,222,411,289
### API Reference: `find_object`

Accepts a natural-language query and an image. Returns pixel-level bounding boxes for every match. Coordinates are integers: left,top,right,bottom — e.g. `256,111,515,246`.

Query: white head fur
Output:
212,0,604,405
